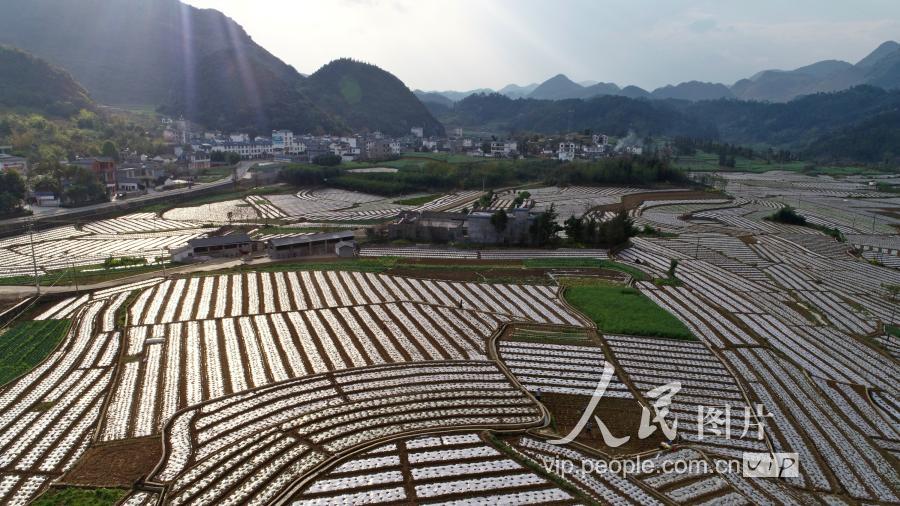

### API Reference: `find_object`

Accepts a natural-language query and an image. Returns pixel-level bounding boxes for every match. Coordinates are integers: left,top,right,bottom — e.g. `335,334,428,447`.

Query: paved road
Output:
0,161,256,227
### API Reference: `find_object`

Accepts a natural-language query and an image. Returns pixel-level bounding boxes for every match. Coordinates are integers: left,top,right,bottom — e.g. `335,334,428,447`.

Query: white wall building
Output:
272,130,306,155
490,141,517,157
559,142,577,162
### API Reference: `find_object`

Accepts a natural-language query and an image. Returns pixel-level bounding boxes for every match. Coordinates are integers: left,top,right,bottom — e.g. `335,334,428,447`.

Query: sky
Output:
182,0,900,92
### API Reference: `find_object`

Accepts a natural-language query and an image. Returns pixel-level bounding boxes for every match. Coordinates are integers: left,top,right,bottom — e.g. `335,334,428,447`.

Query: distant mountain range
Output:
419,40,900,104
428,85,900,164
0,0,443,136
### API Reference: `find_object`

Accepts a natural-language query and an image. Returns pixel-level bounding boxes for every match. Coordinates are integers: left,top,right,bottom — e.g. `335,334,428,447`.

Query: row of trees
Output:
563,210,637,247
280,155,687,197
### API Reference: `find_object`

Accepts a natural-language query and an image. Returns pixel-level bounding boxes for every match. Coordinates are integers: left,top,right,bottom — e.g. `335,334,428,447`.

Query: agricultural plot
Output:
293,432,577,505
0,319,71,385
162,199,261,223
614,202,900,503
138,361,541,506
725,348,899,501
99,271,583,439
498,339,631,398
508,185,647,224
0,213,212,279
261,188,424,223
0,291,128,505
604,334,769,459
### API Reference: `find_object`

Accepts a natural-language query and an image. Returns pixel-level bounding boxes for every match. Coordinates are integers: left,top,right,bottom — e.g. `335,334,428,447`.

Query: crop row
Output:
102,302,499,440
130,271,581,327
147,361,540,505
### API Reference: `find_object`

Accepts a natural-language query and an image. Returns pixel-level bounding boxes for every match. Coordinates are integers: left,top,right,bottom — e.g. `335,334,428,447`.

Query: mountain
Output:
861,47,900,90
0,45,93,117
0,0,292,107
856,41,900,69
528,74,587,100
618,85,651,99
159,47,339,135
1,0,442,136
430,85,900,164
805,108,900,164
651,81,733,101
431,89,494,102
414,90,454,107
498,83,539,98
305,59,445,136
731,42,900,102
583,82,621,97
436,92,716,138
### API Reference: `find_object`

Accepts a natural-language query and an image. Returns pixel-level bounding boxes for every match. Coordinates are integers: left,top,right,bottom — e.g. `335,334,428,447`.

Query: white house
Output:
558,142,577,161
490,141,517,158
272,130,305,155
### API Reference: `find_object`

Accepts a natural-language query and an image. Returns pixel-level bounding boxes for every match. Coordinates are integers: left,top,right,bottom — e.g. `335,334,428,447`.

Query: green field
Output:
523,259,650,281
674,151,880,175
564,284,694,340
0,262,169,287
393,193,441,206
33,487,127,506
0,319,72,385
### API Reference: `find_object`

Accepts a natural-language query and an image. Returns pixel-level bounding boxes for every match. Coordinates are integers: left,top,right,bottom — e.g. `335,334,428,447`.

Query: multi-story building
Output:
490,141,518,158
558,142,577,161
71,157,117,191
209,140,273,159
272,130,306,155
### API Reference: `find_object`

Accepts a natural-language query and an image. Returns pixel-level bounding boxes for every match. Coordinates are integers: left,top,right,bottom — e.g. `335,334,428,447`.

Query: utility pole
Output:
27,219,40,295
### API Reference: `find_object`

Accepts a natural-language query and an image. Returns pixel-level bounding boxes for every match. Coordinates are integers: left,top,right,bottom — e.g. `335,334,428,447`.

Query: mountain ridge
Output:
0,45,94,117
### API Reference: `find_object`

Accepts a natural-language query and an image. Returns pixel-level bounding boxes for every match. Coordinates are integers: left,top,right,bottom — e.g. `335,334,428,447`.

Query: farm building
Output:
172,233,253,261
467,209,536,245
335,240,356,257
388,211,468,243
266,231,356,259
389,209,537,245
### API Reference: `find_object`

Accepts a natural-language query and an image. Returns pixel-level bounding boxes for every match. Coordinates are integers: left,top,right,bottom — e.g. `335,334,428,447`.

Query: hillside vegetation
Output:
0,46,93,117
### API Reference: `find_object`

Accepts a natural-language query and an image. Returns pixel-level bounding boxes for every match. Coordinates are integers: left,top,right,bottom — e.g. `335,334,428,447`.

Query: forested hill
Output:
434,86,900,164
303,59,445,137
0,46,93,117
437,93,716,138
0,0,442,136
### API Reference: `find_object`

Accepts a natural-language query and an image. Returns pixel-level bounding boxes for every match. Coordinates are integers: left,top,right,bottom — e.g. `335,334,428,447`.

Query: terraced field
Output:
0,175,896,505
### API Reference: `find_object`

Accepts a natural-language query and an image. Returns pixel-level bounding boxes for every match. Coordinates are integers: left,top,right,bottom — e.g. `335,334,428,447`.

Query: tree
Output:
564,215,584,243
766,206,806,226
0,171,27,216
530,204,561,246
60,165,107,207
313,153,342,166
490,210,508,234
100,140,120,161
668,259,679,279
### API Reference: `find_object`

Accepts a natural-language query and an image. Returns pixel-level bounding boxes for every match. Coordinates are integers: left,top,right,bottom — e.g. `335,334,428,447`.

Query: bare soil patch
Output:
541,394,666,456
62,438,162,487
